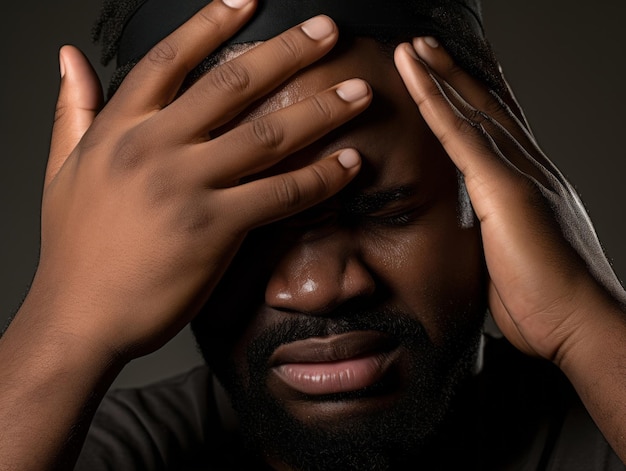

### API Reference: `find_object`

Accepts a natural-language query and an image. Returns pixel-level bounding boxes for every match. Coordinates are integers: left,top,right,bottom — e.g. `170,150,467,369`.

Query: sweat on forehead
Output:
93,0,504,97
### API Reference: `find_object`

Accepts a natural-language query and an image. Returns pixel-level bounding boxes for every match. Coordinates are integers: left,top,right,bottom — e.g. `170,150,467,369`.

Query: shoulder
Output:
76,365,220,471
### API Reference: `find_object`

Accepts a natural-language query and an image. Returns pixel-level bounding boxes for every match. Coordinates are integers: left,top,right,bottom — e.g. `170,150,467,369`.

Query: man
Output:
1,0,625,470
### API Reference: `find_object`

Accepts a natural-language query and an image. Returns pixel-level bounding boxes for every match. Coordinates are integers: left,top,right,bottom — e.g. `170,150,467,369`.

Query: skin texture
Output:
192,37,488,469
0,0,626,469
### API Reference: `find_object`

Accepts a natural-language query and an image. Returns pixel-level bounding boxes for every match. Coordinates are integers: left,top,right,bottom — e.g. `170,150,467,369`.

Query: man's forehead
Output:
225,37,443,196
229,37,396,123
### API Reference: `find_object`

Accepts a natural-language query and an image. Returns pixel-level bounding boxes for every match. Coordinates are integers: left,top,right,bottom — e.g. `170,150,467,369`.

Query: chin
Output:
213,320,484,471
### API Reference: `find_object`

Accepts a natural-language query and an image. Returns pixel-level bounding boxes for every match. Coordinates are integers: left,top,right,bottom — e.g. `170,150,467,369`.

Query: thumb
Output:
46,45,103,186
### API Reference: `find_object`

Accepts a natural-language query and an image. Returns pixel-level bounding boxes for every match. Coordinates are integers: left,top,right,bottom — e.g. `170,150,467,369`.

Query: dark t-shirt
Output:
76,338,625,470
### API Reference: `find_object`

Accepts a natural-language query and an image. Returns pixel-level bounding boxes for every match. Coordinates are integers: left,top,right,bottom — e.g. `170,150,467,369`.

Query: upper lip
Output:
269,330,397,366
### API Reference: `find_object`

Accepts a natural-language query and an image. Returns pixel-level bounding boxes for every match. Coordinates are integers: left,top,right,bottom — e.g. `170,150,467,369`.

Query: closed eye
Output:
361,207,423,227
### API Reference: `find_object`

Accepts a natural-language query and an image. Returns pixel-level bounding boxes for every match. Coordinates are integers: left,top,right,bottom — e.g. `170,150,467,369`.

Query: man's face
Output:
193,38,487,469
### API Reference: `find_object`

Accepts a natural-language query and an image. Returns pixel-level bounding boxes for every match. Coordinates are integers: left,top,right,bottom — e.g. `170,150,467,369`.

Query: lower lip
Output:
272,352,396,396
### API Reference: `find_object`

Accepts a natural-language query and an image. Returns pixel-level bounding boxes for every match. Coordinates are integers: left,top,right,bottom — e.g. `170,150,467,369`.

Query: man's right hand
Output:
0,2,371,468
28,0,372,361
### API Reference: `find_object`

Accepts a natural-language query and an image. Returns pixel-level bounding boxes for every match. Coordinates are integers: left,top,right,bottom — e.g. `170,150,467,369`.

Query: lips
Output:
269,330,400,396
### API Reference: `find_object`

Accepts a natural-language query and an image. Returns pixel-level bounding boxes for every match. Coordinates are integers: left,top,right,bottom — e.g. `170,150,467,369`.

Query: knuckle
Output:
146,39,179,66
273,166,333,212
276,33,305,62
439,114,488,152
466,108,489,127
307,164,333,195
208,60,251,94
453,114,482,139
308,94,335,122
483,91,507,117
111,130,149,172
250,118,285,150
273,174,303,210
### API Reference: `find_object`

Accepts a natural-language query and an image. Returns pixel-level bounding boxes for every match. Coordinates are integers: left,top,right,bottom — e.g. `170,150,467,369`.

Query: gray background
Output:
1,1,625,389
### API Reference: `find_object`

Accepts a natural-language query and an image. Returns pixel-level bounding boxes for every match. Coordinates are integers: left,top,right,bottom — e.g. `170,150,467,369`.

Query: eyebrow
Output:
342,185,417,215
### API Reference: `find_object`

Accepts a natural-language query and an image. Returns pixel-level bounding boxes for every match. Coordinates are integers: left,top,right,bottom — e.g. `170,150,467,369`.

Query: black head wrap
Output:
93,0,503,97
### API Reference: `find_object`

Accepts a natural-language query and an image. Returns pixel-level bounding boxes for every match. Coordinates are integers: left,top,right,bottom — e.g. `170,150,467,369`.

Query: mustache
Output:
247,307,429,371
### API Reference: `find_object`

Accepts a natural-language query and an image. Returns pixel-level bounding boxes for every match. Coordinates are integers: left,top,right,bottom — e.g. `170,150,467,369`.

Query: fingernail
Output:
423,36,439,48
301,15,335,41
222,0,251,9
338,149,360,169
336,79,369,102
59,48,66,78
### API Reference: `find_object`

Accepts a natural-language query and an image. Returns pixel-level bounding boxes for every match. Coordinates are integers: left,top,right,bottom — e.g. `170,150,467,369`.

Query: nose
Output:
265,234,376,315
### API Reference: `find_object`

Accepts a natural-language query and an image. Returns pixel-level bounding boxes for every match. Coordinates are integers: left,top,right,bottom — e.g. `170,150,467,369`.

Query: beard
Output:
198,306,485,471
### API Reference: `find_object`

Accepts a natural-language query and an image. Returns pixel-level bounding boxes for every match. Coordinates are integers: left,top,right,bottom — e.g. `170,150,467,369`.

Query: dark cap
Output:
117,0,485,66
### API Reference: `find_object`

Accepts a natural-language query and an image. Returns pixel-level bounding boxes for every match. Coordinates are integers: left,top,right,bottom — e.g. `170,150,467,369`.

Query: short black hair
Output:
93,0,505,99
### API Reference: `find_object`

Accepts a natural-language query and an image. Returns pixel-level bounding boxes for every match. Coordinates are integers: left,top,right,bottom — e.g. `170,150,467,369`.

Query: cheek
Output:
365,220,486,344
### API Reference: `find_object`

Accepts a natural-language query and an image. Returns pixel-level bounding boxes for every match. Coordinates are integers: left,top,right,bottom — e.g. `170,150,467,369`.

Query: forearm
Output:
0,294,123,471
557,290,626,464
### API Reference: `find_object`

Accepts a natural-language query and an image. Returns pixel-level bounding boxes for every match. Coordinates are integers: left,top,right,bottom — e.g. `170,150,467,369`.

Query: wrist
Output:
0,291,126,470
550,284,626,464
553,282,626,377
3,282,129,377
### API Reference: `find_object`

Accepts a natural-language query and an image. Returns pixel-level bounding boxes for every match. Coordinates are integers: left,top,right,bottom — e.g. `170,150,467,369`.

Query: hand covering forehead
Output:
117,0,485,66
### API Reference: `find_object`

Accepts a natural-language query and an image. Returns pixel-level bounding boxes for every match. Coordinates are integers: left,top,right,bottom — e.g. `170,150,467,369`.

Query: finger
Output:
411,38,566,186
394,42,514,187
47,45,103,186
415,54,599,253
434,78,555,189
109,0,256,114
189,78,371,183
413,40,591,237
412,37,530,134
224,148,361,230
498,64,533,134
160,15,339,139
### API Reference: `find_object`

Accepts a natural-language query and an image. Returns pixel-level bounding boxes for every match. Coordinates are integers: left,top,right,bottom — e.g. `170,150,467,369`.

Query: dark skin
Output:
0,0,625,469
195,39,487,463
